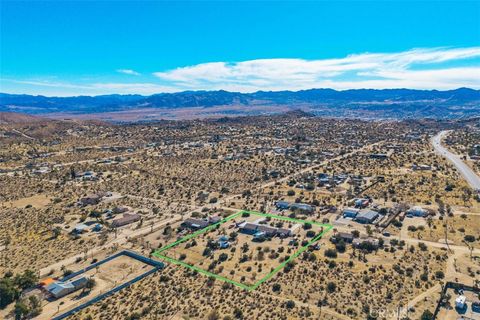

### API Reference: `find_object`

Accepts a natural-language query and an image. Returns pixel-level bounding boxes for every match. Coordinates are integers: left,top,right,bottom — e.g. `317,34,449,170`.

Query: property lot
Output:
40,254,153,320
153,211,332,290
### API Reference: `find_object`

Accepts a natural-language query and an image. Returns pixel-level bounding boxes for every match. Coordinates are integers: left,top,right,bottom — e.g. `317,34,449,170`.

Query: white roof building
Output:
455,295,466,309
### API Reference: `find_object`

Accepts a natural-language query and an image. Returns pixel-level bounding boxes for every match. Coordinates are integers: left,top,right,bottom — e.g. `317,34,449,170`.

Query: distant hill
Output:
0,88,479,120
0,112,48,124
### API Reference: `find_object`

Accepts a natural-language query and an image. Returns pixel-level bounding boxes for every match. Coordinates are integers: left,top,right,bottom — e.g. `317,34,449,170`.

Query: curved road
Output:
431,130,480,191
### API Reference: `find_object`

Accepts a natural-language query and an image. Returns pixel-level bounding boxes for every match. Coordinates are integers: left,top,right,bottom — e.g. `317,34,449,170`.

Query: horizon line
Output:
0,86,477,99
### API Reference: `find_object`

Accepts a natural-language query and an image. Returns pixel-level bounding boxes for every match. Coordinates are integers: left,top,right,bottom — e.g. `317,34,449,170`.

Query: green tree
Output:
0,278,19,308
420,309,434,320
14,270,38,290
14,300,30,320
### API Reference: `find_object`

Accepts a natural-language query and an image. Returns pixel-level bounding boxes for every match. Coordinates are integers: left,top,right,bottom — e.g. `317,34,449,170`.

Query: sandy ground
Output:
159,214,327,286
2,194,52,208
437,289,480,320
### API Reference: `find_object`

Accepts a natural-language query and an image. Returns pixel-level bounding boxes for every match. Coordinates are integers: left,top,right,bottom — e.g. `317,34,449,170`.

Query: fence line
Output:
51,250,163,320
432,281,480,319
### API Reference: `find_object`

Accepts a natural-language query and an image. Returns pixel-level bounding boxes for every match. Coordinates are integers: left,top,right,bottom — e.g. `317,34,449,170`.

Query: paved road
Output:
431,131,480,191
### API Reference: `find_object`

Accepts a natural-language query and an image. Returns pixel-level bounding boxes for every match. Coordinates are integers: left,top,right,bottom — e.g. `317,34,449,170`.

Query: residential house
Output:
275,201,290,210
354,198,370,208
412,164,432,171
46,277,88,299
181,218,210,230
455,295,467,309
290,203,314,214
239,222,292,238
331,232,355,243
343,207,360,218
111,213,141,228
354,209,379,224
353,237,380,249
370,153,388,159
407,206,428,217
72,223,89,234
79,194,102,206
217,236,230,248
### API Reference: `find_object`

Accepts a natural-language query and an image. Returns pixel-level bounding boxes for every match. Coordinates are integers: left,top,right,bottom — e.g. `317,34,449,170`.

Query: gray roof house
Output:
354,210,379,224
239,222,292,237
46,276,88,299
181,218,210,230
290,203,314,214
111,213,141,228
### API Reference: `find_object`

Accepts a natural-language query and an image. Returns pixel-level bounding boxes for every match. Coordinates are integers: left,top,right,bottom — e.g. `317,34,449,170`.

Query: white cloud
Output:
117,69,141,76
4,79,177,96
3,47,479,96
153,47,480,91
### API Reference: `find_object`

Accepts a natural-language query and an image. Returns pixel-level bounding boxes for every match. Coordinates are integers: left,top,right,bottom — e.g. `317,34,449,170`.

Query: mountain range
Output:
1,88,479,120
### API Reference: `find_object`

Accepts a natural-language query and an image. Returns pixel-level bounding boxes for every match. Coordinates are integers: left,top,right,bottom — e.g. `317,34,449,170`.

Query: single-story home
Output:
78,193,105,206
239,222,292,238
343,208,360,218
472,299,480,312
111,213,141,228
412,164,432,171
354,198,370,208
275,201,290,210
290,203,314,214
208,216,222,224
72,223,89,234
181,218,210,230
46,276,88,299
455,295,467,309
353,237,379,249
370,153,388,159
331,232,355,243
217,236,230,248
407,206,428,217
354,209,379,224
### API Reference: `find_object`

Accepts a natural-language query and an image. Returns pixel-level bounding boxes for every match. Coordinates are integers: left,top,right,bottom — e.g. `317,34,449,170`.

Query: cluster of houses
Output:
180,215,295,243
29,162,63,175
317,173,350,186
71,205,142,236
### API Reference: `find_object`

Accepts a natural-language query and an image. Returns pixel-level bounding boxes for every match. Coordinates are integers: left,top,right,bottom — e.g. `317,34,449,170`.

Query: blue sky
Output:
1,1,479,96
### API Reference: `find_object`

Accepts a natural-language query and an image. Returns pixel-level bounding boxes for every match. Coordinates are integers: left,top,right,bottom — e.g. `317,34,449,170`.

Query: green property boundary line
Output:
152,210,333,291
